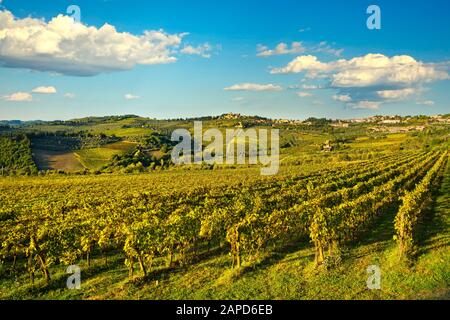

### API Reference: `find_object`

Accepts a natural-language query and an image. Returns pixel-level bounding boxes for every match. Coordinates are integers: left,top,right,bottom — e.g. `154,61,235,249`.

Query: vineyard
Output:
0,145,448,299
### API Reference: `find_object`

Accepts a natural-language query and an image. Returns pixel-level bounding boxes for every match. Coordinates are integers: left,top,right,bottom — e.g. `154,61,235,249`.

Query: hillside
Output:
0,135,37,175
0,113,448,175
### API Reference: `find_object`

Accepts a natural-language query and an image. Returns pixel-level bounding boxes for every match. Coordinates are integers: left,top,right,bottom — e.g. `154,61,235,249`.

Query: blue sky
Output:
0,0,449,120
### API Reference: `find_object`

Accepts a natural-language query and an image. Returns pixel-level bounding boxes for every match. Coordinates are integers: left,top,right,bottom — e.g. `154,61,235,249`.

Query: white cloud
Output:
313,41,344,57
330,55,448,88
64,93,76,99
302,84,320,90
297,92,313,98
3,92,33,102
376,88,416,100
257,42,305,57
288,84,320,90
271,54,448,88
416,100,435,106
299,27,311,33
0,10,187,76
350,101,381,110
181,43,213,58
231,96,244,102
224,83,282,92
271,55,330,74
259,40,341,58
32,86,57,94
333,94,352,102
125,94,140,100
272,54,449,109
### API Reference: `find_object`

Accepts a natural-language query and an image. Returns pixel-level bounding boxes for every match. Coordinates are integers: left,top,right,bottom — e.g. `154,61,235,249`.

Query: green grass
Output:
350,134,408,149
90,126,153,137
106,141,138,151
74,141,137,170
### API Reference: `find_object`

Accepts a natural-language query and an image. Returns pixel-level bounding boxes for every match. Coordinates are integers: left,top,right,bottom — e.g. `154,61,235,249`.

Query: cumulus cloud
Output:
231,96,244,102
302,84,320,90
181,43,213,58
297,92,313,98
125,94,140,100
349,101,381,110
416,100,435,106
224,83,282,92
64,93,76,99
271,54,448,86
0,10,187,76
3,92,33,102
288,84,321,90
272,53,449,108
257,42,305,57
333,94,352,102
270,55,330,74
313,41,344,57
258,40,342,58
32,86,57,94
331,55,448,88
376,88,417,100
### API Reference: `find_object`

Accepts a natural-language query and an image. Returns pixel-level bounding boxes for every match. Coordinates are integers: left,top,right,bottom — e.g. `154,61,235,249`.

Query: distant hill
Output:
1,113,449,127
0,120,48,126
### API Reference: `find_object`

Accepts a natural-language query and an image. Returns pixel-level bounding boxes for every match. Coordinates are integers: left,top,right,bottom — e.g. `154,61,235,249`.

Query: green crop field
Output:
74,141,137,170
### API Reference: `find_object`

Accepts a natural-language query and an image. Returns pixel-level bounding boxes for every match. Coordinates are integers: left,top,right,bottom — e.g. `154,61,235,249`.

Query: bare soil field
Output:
33,149,85,171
